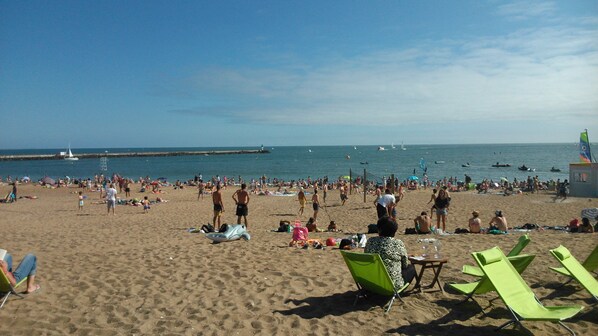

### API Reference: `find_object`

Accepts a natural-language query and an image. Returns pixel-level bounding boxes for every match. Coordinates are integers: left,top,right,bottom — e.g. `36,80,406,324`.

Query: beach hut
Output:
569,163,598,197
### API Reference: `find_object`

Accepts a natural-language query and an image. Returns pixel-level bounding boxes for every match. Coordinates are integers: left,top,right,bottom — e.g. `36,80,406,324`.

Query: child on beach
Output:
298,188,306,216
78,191,84,211
142,196,150,213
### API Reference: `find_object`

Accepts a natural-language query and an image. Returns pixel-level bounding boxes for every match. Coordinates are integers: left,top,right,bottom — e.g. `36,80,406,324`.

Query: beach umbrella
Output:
408,175,419,181
41,176,55,185
500,177,509,182
157,177,167,181
22,176,30,181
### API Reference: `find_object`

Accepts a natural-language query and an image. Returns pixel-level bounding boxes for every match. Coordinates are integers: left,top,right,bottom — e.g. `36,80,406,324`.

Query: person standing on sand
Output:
297,188,307,216
340,185,348,205
12,182,17,202
434,189,449,232
106,183,117,215
322,183,328,204
312,189,320,220
232,183,250,227
212,184,224,231
197,181,205,200
78,191,84,211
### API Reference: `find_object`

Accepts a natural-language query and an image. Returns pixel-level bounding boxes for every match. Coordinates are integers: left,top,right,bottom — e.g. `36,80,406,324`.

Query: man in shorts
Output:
312,189,320,220
233,183,250,227
106,183,117,215
212,184,224,230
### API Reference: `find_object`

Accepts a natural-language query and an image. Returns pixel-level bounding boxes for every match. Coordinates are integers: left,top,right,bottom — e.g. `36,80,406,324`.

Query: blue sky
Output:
1,0,597,149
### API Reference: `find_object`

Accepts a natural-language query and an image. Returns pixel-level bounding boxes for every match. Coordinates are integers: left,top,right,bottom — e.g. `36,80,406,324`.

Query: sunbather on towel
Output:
0,251,40,294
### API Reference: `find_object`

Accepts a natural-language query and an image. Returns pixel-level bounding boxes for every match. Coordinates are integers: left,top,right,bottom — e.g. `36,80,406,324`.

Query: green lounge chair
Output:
550,245,598,302
340,250,410,313
462,234,530,277
550,244,598,284
449,254,536,313
472,246,583,336
0,268,27,309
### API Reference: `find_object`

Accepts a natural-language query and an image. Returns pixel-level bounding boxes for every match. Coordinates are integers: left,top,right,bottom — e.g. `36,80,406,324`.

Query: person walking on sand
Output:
233,183,250,227
212,184,224,231
340,185,348,205
78,191,84,211
106,183,117,215
297,188,307,216
312,189,320,220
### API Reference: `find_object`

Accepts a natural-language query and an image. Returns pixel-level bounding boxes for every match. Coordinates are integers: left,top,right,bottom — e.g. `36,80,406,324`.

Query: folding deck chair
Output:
340,250,410,313
0,268,27,309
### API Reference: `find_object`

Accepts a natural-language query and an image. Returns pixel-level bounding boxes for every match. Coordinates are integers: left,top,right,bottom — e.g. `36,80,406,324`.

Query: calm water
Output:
0,144,583,183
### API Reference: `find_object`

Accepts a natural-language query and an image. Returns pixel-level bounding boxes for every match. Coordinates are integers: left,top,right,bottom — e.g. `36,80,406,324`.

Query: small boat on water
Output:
435,160,445,164
492,162,511,167
377,146,386,151
63,146,79,161
360,161,369,165
401,141,406,151
462,162,470,167
518,165,536,172
550,167,561,172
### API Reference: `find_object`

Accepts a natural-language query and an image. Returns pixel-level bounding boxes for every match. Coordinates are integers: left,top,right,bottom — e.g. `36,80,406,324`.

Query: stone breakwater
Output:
0,149,270,161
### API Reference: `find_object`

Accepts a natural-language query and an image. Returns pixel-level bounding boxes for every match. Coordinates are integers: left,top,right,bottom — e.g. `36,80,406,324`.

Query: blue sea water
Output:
0,143,584,183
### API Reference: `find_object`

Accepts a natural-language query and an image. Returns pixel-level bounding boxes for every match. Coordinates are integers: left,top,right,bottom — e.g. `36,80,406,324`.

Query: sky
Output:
1,0,597,149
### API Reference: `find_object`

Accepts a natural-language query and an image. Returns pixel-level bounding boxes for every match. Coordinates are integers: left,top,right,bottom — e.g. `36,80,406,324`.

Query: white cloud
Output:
496,1,557,20
169,22,598,130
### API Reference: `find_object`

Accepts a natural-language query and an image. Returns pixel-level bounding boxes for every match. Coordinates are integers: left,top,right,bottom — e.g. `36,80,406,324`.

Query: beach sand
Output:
1,183,597,335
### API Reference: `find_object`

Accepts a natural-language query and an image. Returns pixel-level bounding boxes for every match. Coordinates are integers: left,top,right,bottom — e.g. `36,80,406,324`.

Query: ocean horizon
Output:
0,143,591,184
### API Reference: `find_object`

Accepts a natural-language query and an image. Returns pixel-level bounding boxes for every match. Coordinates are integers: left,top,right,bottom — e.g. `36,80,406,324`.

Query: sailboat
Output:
391,143,396,149
64,145,79,161
401,141,406,151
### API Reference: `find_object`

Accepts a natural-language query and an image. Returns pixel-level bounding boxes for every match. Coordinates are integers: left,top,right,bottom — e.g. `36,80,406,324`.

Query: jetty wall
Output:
0,149,270,161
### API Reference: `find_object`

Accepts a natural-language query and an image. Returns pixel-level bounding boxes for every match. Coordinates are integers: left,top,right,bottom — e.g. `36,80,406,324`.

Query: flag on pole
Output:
419,158,427,172
580,130,592,163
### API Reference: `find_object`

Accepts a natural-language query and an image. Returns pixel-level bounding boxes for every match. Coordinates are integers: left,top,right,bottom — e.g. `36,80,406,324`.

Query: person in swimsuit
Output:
233,183,250,227
468,211,482,233
312,189,320,220
212,184,224,231
298,188,307,216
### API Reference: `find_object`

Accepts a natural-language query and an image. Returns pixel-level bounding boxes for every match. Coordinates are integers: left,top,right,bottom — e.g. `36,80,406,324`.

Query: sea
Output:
0,143,585,184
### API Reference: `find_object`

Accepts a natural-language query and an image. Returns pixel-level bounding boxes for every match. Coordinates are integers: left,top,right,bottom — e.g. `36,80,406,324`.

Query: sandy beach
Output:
1,182,597,335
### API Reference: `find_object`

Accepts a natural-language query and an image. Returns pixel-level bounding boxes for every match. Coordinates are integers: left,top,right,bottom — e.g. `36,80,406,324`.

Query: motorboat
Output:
491,162,511,167
377,146,385,151
518,165,529,171
550,167,561,172
461,162,470,167
434,160,445,164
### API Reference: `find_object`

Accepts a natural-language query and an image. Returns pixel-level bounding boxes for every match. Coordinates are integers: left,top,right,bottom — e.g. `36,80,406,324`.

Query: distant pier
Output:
0,149,270,161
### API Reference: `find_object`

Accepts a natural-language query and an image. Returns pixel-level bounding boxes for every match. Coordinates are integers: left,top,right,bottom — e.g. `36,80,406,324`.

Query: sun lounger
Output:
550,243,598,283
550,245,598,303
449,254,535,313
462,234,530,277
472,246,583,335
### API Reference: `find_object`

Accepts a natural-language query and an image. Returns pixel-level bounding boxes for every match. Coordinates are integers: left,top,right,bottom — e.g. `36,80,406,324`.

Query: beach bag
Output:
404,228,417,235
219,224,229,233
277,220,290,232
339,239,353,250
367,224,378,234
454,228,470,234
201,224,215,233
